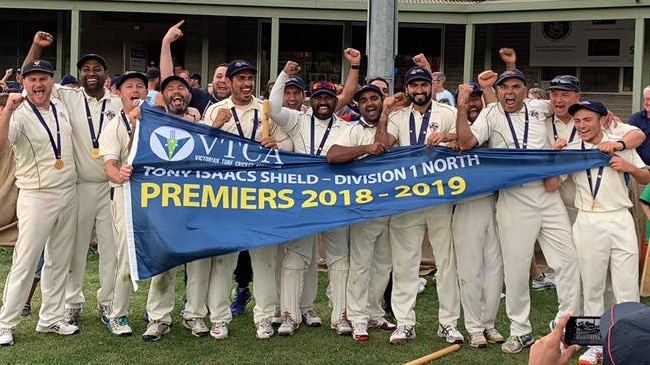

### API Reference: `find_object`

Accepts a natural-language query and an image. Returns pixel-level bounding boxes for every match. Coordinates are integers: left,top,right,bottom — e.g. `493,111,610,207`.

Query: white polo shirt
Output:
202,97,292,151
330,119,378,159
52,86,123,183
9,98,76,189
566,133,646,212
388,101,457,147
471,99,553,149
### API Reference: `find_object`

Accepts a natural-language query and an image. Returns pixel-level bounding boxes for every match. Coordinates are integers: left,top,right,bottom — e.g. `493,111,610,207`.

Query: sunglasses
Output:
312,81,336,92
550,75,579,87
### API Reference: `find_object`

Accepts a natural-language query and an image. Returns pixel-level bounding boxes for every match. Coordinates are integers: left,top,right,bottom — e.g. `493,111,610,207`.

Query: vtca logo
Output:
149,126,195,161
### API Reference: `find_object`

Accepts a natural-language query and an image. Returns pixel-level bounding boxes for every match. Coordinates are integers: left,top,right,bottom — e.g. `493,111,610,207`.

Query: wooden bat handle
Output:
402,344,461,365
262,100,270,138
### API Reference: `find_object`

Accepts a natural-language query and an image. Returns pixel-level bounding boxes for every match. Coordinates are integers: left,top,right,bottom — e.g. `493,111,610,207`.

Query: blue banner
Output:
125,106,609,281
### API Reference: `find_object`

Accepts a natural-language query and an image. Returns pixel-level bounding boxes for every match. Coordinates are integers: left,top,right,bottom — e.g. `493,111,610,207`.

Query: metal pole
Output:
367,0,398,93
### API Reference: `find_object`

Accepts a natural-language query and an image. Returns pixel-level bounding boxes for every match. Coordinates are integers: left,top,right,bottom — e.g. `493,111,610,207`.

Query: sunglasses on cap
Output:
312,81,336,92
549,75,579,87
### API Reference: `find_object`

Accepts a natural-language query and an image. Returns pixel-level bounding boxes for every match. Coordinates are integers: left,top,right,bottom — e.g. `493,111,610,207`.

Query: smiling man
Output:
160,75,200,122
268,59,360,338
545,100,650,365
201,59,292,340
20,31,122,328
374,65,460,345
326,84,394,343
0,61,78,346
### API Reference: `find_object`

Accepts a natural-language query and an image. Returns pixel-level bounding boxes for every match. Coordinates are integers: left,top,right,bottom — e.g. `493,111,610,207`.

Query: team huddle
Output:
1,22,649,365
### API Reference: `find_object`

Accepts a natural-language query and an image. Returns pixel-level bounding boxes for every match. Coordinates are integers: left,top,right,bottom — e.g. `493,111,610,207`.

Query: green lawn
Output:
0,248,647,365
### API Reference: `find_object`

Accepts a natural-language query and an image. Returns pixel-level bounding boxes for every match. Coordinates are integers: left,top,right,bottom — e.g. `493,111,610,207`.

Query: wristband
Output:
618,140,627,150
350,65,360,70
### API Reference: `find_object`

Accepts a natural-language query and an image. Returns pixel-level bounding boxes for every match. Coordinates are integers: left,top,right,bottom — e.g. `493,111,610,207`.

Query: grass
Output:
0,248,648,365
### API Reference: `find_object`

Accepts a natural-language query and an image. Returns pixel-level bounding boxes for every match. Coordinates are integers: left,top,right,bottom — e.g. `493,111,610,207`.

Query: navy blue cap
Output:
115,71,147,89
404,66,433,86
189,73,201,82
496,69,527,86
226,60,257,79
468,82,483,96
160,75,190,91
286,76,305,91
76,54,108,71
60,75,78,85
353,84,384,102
146,68,160,80
547,75,581,92
601,302,650,365
568,100,608,117
22,60,54,76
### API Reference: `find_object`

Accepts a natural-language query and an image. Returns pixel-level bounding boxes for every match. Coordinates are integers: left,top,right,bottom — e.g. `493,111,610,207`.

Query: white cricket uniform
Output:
565,135,642,316
471,99,581,335
546,114,579,223
201,97,292,324
268,71,350,326
386,100,459,327
53,85,121,310
98,111,133,320
330,121,392,326
0,99,78,329
453,116,502,334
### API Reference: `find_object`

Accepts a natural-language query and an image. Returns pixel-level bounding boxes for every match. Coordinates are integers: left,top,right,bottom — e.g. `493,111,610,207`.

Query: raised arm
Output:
454,84,480,151
374,93,409,148
335,48,361,111
21,31,54,71
160,20,185,80
0,93,23,150
499,48,517,71
478,70,498,105
268,61,301,128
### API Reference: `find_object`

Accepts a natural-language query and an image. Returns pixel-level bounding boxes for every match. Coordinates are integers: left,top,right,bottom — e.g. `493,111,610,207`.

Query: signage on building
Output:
530,20,634,67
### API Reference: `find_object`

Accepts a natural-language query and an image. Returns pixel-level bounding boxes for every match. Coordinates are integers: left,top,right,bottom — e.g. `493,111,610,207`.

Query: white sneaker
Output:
107,316,133,337
331,316,353,336
0,327,14,346
255,318,274,339
417,277,427,294
141,321,171,342
532,272,556,291
389,325,416,344
182,317,210,337
301,310,322,327
368,317,397,332
352,322,369,342
437,324,464,344
278,312,298,336
36,320,80,335
210,321,229,340
578,346,603,365
98,303,112,325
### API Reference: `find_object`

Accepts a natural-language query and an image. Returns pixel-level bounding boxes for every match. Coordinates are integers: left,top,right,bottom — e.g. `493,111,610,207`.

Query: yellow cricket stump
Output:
403,344,462,365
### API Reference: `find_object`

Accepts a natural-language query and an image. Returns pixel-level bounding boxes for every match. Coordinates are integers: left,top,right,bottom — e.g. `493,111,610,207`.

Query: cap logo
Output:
410,68,425,75
235,62,245,67
34,61,40,66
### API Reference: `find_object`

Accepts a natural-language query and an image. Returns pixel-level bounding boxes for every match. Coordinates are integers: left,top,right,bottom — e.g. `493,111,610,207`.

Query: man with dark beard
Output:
159,75,201,122
375,65,460,345
269,60,358,338
326,84,396,343
21,31,120,327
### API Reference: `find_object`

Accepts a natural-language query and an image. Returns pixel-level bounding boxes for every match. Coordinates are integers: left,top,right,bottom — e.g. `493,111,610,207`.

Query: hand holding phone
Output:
564,316,602,346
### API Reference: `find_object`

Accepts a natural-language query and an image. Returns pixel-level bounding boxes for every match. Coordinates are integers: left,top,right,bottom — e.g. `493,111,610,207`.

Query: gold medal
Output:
91,148,100,159
54,159,64,170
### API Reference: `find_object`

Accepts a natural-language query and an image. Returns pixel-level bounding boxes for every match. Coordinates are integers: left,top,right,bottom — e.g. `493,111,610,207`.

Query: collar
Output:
358,117,376,128
228,97,259,111
82,87,111,102
553,114,575,126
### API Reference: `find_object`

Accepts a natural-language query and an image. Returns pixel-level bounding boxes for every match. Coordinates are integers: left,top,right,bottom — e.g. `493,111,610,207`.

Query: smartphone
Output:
564,316,602,346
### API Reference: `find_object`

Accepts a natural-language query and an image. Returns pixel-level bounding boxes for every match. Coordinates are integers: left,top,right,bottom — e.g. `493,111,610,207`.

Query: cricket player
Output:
0,60,79,346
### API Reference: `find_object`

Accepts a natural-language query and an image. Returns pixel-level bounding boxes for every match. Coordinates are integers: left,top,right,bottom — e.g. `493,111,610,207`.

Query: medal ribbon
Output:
409,104,431,145
310,116,334,156
27,100,61,161
582,140,604,208
231,107,259,140
505,104,530,149
84,98,107,149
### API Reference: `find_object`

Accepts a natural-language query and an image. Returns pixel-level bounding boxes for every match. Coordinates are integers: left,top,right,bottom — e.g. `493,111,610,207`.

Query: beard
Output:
165,93,190,115
409,92,431,106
